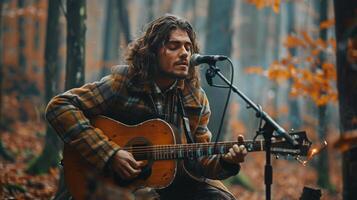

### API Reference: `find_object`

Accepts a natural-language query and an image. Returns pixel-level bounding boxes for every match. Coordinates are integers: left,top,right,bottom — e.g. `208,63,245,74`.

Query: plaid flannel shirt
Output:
46,65,239,181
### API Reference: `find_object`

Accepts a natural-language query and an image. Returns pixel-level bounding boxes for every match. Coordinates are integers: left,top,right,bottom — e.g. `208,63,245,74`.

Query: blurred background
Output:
1,0,356,199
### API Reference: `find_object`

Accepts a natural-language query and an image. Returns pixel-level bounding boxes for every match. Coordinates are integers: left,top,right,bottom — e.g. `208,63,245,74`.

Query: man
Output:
46,14,247,200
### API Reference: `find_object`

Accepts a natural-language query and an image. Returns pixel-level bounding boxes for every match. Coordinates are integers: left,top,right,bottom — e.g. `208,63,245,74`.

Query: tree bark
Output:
117,0,131,44
316,0,333,190
0,1,3,126
53,0,87,198
26,0,62,175
65,0,86,90
18,0,26,71
101,0,120,77
286,1,301,129
333,0,357,199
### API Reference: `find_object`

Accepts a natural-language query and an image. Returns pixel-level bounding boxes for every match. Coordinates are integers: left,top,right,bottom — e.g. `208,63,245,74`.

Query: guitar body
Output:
63,116,177,200
62,116,312,200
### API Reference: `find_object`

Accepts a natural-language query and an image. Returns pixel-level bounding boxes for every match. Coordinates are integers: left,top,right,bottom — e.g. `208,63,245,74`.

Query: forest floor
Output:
0,120,342,200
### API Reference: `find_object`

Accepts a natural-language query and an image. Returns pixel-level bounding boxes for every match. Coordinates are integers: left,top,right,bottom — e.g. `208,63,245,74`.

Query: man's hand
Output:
222,135,247,164
111,150,144,180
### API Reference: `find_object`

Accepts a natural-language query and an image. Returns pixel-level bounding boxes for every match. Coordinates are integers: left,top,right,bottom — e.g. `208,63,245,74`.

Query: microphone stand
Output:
205,62,298,200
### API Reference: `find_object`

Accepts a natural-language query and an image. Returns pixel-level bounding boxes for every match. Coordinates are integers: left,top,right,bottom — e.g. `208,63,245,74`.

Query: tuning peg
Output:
275,155,280,159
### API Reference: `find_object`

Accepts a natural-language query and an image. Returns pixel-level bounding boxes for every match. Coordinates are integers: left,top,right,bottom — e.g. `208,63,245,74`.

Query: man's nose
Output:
179,46,189,58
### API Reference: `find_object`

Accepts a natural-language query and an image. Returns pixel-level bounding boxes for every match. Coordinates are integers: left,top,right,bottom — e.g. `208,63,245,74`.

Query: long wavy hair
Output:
125,14,201,89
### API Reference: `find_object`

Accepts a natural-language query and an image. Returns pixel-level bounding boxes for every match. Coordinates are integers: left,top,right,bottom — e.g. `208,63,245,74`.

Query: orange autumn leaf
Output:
267,61,290,81
322,62,336,80
311,49,320,56
246,0,265,9
256,0,265,9
316,38,328,49
305,56,315,63
289,86,299,97
329,37,337,50
301,31,314,47
281,57,291,66
284,35,305,48
320,19,335,29
272,0,280,13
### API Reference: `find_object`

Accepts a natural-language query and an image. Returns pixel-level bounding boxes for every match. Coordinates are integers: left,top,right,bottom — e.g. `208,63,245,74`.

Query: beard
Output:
157,66,188,80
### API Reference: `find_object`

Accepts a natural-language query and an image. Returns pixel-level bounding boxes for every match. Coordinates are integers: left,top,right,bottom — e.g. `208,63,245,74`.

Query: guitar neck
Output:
124,140,267,161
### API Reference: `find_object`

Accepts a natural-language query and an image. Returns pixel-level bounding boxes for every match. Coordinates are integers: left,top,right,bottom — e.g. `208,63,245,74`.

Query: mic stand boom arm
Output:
206,63,298,200
206,64,298,146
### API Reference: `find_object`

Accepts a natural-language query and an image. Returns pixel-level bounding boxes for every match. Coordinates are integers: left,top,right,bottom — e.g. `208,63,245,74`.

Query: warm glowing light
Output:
297,140,327,166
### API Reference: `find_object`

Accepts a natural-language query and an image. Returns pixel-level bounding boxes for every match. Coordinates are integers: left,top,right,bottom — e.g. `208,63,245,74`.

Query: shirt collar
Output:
152,80,178,94
127,75,202,109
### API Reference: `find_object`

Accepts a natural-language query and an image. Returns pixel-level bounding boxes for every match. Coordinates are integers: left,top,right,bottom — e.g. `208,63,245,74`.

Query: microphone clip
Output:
205,68,219,86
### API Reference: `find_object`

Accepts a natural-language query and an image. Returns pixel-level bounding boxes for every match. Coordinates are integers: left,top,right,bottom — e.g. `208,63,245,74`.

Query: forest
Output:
0,0,356,199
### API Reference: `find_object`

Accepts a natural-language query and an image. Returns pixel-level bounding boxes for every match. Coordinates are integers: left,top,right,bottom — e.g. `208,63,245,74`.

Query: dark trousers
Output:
157,179,236,200
53,168,236,200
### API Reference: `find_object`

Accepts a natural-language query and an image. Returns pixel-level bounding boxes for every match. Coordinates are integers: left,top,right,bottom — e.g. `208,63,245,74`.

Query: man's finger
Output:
233,144,240,153
229,148,236,157
224,152,232,160
124,162,141,175
237,135,244,143
127,157,143,169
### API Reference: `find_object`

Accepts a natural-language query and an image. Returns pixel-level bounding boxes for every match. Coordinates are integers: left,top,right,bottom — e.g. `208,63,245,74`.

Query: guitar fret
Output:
130,138,301,161
179,144,183,158
197,145,201,157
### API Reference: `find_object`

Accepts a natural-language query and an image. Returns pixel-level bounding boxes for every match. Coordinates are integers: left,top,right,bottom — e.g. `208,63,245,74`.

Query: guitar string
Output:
121,141,291,152
120,140,293,154
120,139,291,150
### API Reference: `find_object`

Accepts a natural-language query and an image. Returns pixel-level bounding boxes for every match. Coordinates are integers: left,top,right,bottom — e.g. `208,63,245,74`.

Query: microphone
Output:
190,54,227,66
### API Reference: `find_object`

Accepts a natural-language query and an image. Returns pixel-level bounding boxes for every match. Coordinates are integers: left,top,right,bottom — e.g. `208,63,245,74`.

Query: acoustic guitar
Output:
63,115,311,200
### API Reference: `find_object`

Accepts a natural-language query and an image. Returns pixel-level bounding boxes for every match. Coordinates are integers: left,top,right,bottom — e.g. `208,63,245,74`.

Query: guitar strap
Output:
177,90,194,144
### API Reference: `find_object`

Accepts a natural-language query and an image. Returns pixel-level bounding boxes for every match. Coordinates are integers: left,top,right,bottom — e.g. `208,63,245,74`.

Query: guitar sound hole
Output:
111,137,153,186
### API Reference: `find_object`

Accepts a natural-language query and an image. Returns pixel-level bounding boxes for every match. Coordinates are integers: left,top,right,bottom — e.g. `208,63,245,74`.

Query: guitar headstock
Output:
271,131,314,164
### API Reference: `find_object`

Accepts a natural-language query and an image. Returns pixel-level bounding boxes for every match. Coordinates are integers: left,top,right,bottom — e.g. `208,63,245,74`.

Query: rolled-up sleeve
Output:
45,75,120,170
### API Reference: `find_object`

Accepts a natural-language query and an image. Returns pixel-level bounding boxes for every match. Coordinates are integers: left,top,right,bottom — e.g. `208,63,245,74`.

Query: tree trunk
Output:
0,0,15,162
203,0,234,140
117,0,131,44
146,0,154,22
0,1,3,126
333,0,357,199
101,0,120,77
286,1,302,129
53,1,87,199
17,0,28,121
316,0,333,190
65,0,86,90
26,0,62,175
18,0,26,71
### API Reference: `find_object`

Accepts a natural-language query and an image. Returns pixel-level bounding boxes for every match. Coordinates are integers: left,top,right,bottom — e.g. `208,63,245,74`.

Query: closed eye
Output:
165,41,192,52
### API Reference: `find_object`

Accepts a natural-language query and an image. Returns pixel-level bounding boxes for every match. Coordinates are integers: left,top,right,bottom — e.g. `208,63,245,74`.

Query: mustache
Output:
174,60,188,65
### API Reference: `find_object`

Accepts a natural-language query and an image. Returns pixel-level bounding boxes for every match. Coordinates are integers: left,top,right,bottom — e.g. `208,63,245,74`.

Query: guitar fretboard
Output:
123,140,268,160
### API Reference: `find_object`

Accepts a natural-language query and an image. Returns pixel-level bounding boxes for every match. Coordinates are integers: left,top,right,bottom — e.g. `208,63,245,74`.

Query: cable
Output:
213,57,235,149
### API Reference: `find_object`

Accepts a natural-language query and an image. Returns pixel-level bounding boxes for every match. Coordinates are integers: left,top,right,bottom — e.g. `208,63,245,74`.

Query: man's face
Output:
157,29,193,80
